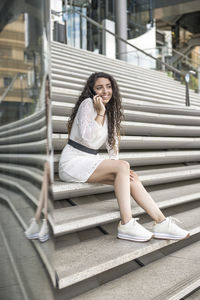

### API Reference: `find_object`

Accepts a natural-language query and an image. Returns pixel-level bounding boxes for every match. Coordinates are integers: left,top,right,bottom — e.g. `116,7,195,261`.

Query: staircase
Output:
51,41,200,299
0,108,56,298
171,34,200,66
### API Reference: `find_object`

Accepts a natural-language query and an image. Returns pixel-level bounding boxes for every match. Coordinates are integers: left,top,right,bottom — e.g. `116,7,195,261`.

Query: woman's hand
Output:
93,95,106,115
130,169,136,182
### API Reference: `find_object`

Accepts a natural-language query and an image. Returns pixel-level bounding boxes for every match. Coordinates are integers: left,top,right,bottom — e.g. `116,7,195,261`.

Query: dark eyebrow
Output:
95,84,111,88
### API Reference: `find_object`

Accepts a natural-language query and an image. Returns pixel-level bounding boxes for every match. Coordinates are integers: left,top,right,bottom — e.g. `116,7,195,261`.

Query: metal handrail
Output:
51,8,194,106
120,46,200,69
0,73,26,103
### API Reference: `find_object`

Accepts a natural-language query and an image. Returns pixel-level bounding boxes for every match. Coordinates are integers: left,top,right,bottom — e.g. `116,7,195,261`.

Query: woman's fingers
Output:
93,95,105,113
93,95,102,101
130,170,134,181
130,170,140,182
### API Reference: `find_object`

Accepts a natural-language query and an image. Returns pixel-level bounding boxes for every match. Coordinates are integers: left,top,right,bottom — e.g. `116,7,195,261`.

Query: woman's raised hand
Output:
93,95,106,115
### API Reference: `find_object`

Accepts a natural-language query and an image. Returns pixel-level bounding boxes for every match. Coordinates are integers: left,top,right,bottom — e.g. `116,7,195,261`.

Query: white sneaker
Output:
38,219,49,242
153,217,190,240
25,218,40,239
117,218,153,242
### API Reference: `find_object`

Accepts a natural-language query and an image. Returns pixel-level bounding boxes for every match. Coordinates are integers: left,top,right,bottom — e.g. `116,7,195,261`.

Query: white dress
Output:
59,97,119,183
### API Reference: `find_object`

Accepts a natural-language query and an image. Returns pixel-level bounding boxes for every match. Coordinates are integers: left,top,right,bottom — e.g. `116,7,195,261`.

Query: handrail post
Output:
185,73,190,106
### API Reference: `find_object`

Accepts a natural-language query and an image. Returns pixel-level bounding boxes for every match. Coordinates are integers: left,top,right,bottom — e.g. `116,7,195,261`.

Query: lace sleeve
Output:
77,98,103,142
106,133,119,160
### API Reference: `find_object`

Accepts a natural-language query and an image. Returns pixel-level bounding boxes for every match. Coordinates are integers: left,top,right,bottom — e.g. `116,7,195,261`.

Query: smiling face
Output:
93,77,113,105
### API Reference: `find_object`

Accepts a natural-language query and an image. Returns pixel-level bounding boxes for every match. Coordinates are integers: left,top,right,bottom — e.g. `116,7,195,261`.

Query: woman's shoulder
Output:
80,97,93,105
79,97,93,109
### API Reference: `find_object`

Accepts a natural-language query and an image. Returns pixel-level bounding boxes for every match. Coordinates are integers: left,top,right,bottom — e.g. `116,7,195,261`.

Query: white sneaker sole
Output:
153,232,190,240
117,233,153,242
39,234,49,242
25,233,39,239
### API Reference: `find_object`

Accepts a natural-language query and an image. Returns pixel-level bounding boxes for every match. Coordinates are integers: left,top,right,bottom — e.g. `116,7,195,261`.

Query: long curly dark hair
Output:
67,72,124,151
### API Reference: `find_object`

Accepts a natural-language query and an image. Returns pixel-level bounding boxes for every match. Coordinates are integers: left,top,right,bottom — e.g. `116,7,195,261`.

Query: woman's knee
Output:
116,160,130,174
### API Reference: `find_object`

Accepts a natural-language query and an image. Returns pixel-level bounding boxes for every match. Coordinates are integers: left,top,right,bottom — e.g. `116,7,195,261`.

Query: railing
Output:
0,72,27,104
51,8,196,107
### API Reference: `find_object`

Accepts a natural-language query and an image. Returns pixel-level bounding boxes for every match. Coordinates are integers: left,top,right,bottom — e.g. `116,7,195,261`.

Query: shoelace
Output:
167,216,182,229
153,216,182,226
168,216,182,225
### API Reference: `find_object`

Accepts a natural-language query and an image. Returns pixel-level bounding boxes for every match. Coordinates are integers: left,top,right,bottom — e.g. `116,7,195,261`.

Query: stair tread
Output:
51,47,195,93
52,116,200,136
52,180,200,235
53,164,200,199
51,75,187,102
53,150,200,172
54,207,200,289
0,163,43,182
52,87,200,109
0,153,47,166
52,92,200,116
53,133,200,141
53,150,200,163
51,69,183,94
52,103,200,124
72,241,200,300
0,173,54,228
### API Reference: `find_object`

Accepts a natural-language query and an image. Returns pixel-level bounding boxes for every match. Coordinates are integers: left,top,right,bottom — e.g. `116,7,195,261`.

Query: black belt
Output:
68,139,98,155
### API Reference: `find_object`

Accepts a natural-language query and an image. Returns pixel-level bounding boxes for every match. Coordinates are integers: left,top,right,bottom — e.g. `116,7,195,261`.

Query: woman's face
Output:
93,77,113,105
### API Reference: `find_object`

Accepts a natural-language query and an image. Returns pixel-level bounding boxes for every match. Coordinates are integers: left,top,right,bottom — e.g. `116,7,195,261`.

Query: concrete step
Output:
51,42,200,104
51,67,186,98
0,109,45,133
54,207,200,289
53,164,200,200
0,163,43,183
51,42,199,95
51,43,200,106
51,44,189,91
73,241,200,300
51,100,200,117
0,154,47,167
0,140,47,153
52,116,200,136
51,81,179,107
52,133,200,151
0,173,54,228
53,150,200,173
0,187,56,288
52,180,200,236
51,85,200,109
52,101,200,125
0,173,41,207
51,46,200,104
51,72,187,104
0,116,46,138
0,126,46,145
51,46,171,82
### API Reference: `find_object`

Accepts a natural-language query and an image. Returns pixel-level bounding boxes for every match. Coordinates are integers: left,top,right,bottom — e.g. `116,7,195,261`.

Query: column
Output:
116,0,127,61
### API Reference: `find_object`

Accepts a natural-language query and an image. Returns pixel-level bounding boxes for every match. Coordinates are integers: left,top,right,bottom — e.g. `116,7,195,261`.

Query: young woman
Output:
59,72,190,242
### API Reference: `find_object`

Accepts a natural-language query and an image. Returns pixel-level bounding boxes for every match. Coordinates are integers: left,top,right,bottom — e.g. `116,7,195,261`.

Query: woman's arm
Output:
77,98,103,142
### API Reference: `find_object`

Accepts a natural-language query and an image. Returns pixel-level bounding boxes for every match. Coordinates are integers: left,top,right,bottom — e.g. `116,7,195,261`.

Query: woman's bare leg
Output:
129,172,165,223
87,160,132,224
88,160,165,223
35,181,45,222
35,163,49,221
